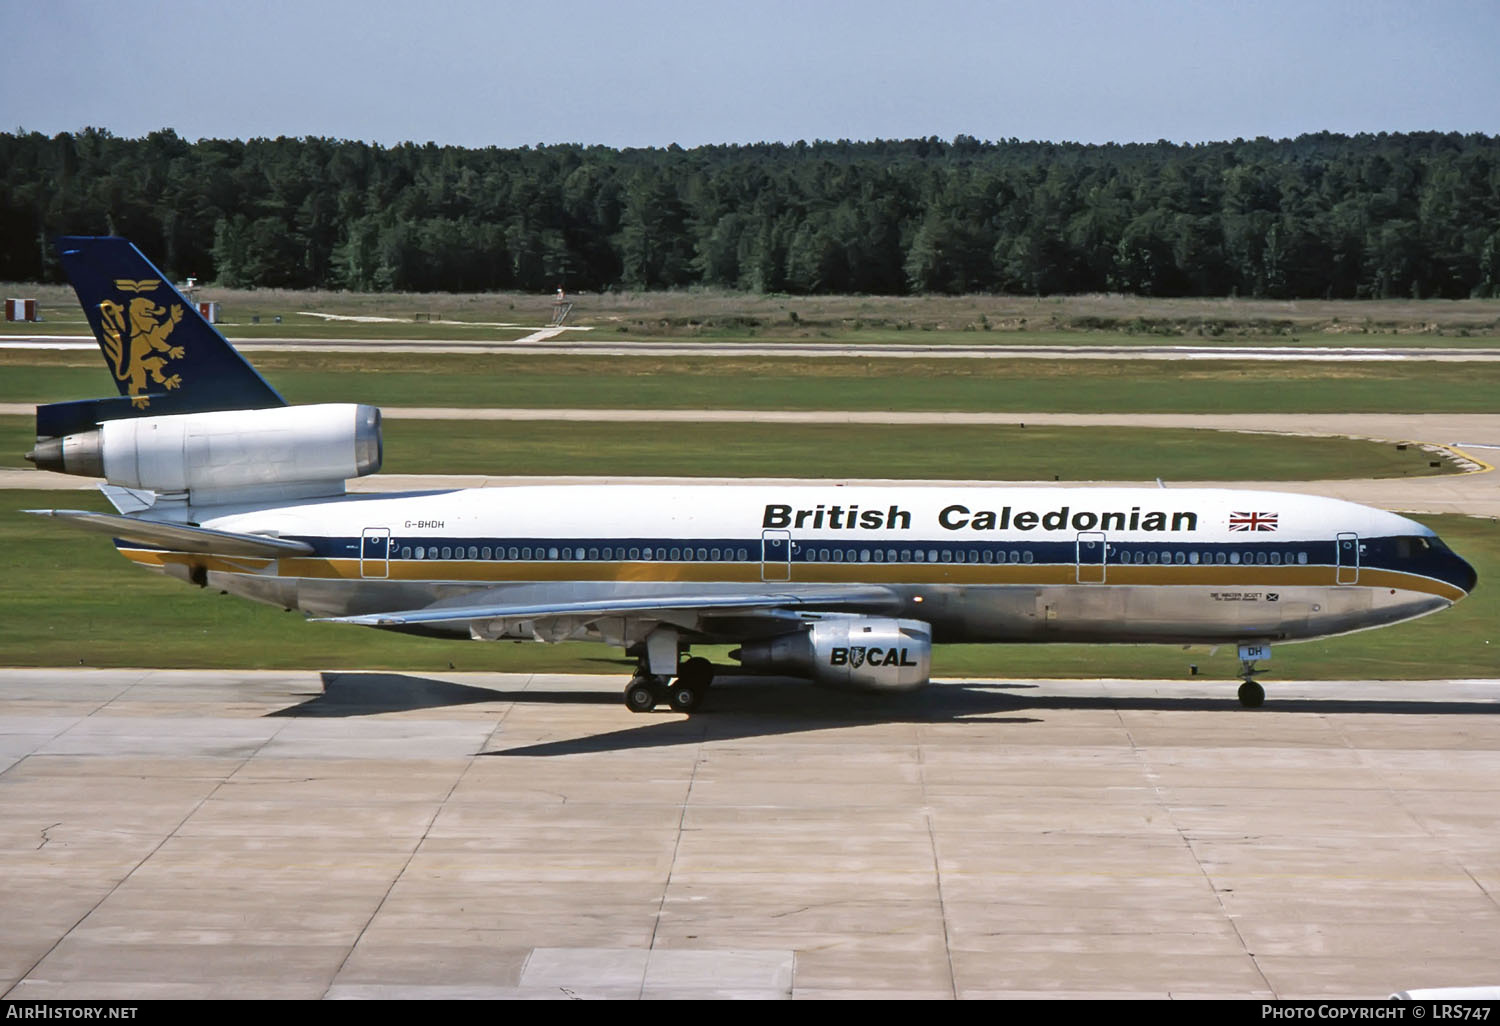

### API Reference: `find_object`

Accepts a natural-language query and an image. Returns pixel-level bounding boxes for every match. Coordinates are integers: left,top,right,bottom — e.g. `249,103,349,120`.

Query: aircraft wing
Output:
22,509,315,558
314,586,899,629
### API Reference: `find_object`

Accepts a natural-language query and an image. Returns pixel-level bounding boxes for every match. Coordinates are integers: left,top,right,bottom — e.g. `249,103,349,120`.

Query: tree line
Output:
2,128,1498,299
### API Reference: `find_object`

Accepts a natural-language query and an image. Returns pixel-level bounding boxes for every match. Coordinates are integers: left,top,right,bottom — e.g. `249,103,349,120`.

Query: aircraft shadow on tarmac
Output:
265,670,1499,757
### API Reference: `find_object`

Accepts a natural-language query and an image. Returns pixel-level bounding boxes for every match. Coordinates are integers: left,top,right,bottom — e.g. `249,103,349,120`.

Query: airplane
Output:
23,237,1478,712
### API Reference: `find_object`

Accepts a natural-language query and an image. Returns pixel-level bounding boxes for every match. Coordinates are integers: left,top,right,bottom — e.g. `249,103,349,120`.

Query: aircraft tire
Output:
625,678,659,713
678,656,714,690
667,682,704,714
1238,680,1265,708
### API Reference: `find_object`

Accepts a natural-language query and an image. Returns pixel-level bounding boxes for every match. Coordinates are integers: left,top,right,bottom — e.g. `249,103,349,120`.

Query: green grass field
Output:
2,291,1493,681
1,491,1492,680
376,420,1454,481
5,280,1498,340
0,414,1456,482
5,350,1500,414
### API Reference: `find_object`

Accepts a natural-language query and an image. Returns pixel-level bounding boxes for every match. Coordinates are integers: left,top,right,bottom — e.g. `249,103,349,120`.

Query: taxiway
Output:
1,669,1497,999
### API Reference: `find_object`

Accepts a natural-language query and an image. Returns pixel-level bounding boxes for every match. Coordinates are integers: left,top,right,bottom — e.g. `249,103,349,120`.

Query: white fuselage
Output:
119,484,1471,650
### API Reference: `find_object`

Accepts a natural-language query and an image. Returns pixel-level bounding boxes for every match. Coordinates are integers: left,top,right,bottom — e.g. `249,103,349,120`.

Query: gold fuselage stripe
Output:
115,551,1466,603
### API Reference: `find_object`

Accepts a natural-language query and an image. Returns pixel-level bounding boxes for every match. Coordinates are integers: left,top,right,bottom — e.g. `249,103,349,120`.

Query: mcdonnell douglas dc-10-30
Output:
25,238,1477,711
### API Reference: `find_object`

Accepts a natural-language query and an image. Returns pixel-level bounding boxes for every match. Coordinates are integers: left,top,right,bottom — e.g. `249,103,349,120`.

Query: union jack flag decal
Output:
1229,511,1279,532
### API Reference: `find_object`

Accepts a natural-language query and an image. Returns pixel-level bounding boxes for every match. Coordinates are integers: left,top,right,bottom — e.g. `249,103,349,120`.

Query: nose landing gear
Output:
1236,642,1270,708
1237,679,1266,708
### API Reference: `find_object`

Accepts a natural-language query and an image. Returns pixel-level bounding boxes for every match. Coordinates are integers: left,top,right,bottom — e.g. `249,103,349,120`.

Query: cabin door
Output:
360,528,391,579
761,530,791,582
1076,532,1107,584
1336,532,1359,584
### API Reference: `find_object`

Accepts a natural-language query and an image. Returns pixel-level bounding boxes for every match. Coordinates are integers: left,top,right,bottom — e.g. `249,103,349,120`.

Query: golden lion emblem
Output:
98,291,186,409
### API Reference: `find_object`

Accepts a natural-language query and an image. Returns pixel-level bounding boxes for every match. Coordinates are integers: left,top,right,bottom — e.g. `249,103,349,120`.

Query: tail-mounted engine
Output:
733,616,933,691
27,403,382,504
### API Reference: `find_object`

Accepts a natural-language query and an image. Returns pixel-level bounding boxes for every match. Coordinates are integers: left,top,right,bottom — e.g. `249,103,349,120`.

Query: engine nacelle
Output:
29,404,382,496
733,617,933,691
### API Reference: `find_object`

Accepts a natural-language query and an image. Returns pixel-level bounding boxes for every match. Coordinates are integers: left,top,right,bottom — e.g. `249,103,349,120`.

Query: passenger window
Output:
1298,552,1307,564
711,548,721,561
547,547,559,560
1012,551,1023,563
697,548,707,561
901,549,912,562
401,547,411,559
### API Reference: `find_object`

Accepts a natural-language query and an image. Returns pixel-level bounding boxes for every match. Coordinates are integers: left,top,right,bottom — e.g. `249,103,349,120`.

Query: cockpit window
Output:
1395,536,1434,560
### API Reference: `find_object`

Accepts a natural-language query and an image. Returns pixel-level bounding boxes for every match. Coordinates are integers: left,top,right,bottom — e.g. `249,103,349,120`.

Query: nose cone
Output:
1448,550,1478,597
1452,549,1476,597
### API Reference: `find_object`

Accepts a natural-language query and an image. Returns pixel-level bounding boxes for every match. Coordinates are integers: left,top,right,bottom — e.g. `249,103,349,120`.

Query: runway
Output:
5,334,1500,360
2,669,1497,999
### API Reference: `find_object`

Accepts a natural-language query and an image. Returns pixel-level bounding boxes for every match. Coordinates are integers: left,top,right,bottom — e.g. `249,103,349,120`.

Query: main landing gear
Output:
623,655,715,714
1236,642,1270,709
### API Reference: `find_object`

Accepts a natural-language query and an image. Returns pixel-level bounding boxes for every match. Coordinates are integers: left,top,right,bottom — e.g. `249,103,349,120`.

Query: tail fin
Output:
40,237,284,437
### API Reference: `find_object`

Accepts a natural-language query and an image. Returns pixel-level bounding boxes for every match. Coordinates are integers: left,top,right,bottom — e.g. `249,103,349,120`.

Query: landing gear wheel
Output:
624,678,659,713
678,656,714,690
1238,680,1265,708
667,682,704,713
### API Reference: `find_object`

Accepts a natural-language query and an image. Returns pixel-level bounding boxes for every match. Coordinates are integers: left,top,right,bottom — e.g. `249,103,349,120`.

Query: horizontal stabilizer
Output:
23,509,313,558
98,484,156,515
314,587,898,628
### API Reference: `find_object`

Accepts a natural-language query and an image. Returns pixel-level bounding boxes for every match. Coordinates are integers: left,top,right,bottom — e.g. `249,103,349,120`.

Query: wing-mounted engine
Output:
27,403,382,506
732,616,933,691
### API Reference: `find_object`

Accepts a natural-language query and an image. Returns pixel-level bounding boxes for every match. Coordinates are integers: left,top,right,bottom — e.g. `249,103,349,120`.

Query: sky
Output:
4,0,1498,148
